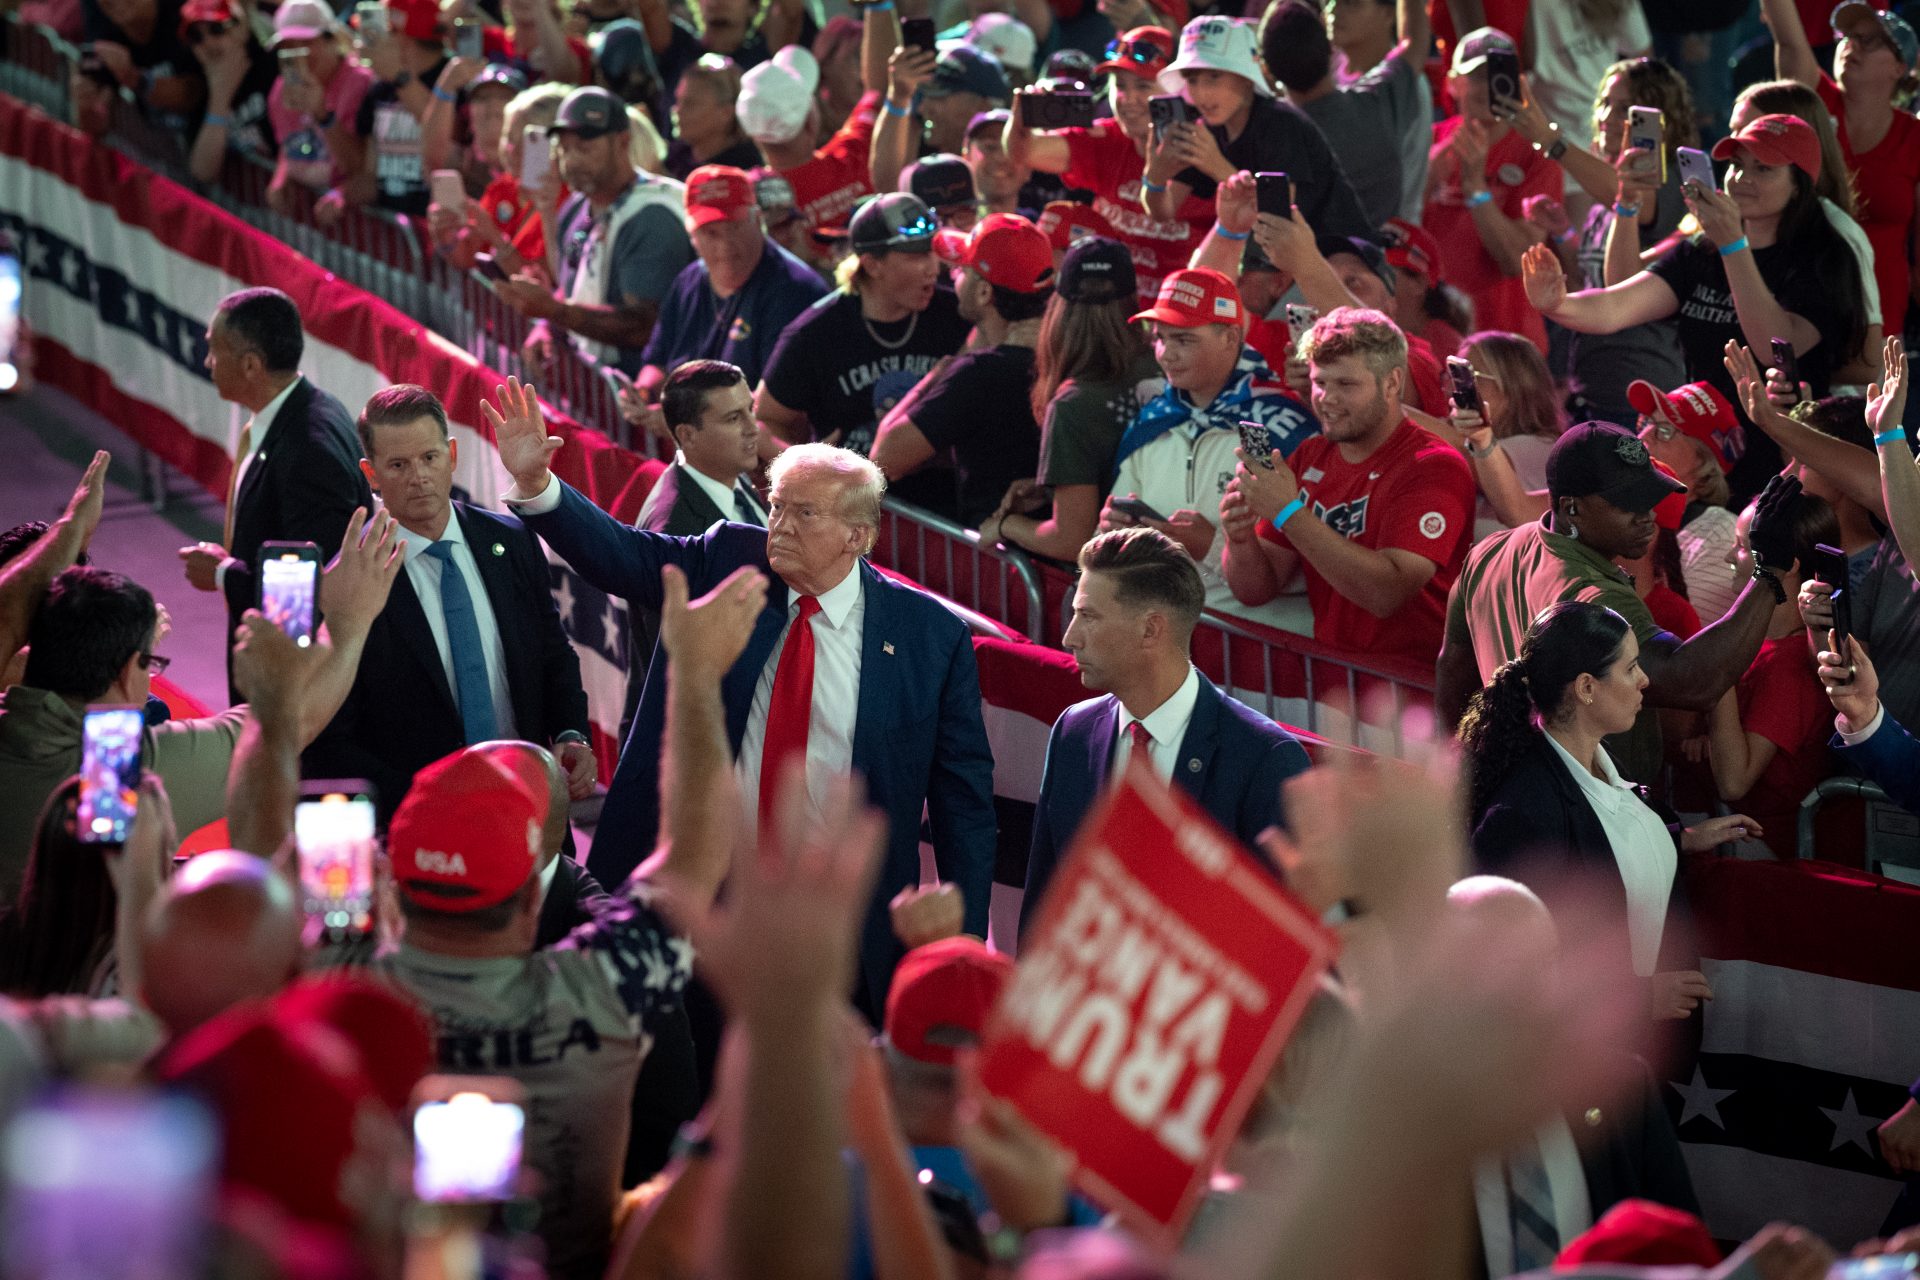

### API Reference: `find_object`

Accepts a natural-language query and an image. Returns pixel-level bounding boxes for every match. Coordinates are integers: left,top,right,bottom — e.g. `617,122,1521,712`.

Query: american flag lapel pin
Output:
491,542,506,556
883,642,895,655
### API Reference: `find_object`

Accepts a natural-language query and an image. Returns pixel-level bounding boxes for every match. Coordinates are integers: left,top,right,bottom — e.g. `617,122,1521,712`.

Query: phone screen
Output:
1483,49,1521,115
295,788,376,940
1770,337,1798,387
413,1092,526,1202
0,252,20,394
78,708,144,845
1255,171,1291,218
453,19,482,59
1446,356,1482,414
1237,420,1275,469
521,129,551,189
430,169,467,213
259,551,318,647
901,17,936,53
0,1091,216,1280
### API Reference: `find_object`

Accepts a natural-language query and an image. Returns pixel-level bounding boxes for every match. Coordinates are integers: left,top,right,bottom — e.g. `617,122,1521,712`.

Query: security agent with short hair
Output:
1022,526,1310,931
498,86,694,376
178,287,372,703
301,384,593,823
1438,424,1808,784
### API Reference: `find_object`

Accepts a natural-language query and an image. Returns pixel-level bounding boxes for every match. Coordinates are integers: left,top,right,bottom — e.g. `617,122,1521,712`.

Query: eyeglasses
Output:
139,652,172,675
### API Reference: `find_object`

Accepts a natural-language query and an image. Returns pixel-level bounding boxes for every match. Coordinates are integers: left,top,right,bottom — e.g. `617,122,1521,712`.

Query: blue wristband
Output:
1613,201,1641,219
1465,190,1493,208
868,0,893,9
882,98,910,118
1214,223,1249,241
1273,492,1308,530
1718,236,1749,257
1141,178,1166,194
432,86,457,104
204,112,230,128
1876,428,1906,448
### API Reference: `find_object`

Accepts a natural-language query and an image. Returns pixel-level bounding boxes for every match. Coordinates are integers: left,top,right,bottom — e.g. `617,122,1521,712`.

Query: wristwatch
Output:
1535,123,1567,161
1750,561,1786,603
1464,434,1499,460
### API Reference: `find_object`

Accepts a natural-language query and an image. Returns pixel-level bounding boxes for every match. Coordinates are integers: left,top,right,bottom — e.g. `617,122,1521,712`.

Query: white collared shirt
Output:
233,375,304,499
1111,666,1202,781
393,506,519,741
1545,733,1675,976
638,453,765,529
736,562,865,826
1472,1122,1594,1276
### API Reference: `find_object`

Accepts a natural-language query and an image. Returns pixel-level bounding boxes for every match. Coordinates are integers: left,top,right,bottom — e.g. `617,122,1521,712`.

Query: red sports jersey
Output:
781,90,882,232
1422,115,1561,353
1258,419,1475,662
1061,123,1212,303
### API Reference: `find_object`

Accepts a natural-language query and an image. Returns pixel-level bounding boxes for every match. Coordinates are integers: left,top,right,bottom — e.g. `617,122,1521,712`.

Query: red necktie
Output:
759,595,821,826
1126,720,1153,772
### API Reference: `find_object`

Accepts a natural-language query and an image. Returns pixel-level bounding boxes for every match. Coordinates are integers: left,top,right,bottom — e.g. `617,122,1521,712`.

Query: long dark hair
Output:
0,779,118,998
1457,602,1633,817
1771,165,1868,369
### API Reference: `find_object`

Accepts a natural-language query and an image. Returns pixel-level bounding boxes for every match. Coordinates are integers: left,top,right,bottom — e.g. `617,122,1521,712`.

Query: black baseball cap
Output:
550,86,628,139
849,192,938,254
904,154,975,210
1043,47,1097,82
924,44,1011,100
1057,235,1136,304
1314,234,1395,296
1546,421,1687,512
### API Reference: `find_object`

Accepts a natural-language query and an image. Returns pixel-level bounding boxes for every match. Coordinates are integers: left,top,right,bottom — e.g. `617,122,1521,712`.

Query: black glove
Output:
1745,472,1804,574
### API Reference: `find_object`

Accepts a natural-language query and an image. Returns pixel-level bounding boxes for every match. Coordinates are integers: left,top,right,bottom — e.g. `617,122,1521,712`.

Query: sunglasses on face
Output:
1104,36,1164,64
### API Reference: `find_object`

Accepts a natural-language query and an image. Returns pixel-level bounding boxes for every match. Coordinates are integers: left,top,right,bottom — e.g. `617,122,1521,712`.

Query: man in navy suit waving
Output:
1023,527,1311,934
486,379,996,1019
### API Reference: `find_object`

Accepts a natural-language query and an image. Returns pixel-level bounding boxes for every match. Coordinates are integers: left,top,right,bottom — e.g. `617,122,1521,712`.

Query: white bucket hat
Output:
738,60,812,145
1158,16,1272,97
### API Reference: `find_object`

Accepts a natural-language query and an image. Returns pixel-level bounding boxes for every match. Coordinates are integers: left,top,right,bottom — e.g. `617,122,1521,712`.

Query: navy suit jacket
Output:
1021,676,1311,934
302,502,590,822
1836,714,1920,814
520,479,998,1013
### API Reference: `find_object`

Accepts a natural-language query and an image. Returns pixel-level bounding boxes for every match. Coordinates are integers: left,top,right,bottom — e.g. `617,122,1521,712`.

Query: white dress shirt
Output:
1472,1122,1594,1276
216,375,305,591
393,507,519,741
1111,666,1202,781
1546,733,1676,977
736,563,865,826
654,452,766,527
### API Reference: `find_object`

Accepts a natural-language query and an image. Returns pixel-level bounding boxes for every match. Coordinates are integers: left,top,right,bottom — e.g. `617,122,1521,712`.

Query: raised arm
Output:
1451,120,1544,277
225,612,318,858
1521,243,1678,335
1002,88,1072,175
1761,0,1822,90
862,2,898,96
1691,187,1822,357
297,507,405,747
0,451,106,667
1726,341,1886,517
1867,338,1920,573
870,47,934,197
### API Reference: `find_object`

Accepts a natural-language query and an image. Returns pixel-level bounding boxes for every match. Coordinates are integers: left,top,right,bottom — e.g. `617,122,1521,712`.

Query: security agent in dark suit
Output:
302,386,597,822
488,379,997,1022
178,289,372,702
1022,527,1311,934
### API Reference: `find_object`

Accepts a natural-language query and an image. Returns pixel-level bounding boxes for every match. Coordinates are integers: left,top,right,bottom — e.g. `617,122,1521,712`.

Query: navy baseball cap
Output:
924,44,1011,100
850,192,938,254
1058,235,1136,304
905,154,975,209
1314,234,1395,296
551,86,628,138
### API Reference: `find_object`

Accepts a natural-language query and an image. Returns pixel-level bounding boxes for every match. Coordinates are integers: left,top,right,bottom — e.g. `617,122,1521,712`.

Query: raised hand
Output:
1520,243,1566,312
889,881,965,949
658,563,769,681
318,506,403,636
1819,632,1879,733
1214,169,1257,236
481,376,565,495
1867,335,1908,440
1722,340,1783,428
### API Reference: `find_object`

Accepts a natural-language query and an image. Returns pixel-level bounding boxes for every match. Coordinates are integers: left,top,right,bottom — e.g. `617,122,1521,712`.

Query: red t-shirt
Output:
1258,419,1475,663
1642,582,1701,640
1733,634,1834,856
782,90,881,233
481,27,594,84
476,171,561,263
1060,123,1213,303
1817,74,1920,333
1423,116,1562,353
1247,321,1448,418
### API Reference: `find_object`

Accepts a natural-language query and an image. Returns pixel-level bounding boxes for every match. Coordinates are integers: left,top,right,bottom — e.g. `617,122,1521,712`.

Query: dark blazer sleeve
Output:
500,513,591,743
926,625,998,940
1470,788,1571,878
1021,713,1071,938
1238,720,1312,845
1837,714,1920,814
519,478,713,605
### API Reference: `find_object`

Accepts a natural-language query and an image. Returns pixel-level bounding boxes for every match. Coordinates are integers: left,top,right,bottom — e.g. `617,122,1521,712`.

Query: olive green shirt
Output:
1447,516,1669,783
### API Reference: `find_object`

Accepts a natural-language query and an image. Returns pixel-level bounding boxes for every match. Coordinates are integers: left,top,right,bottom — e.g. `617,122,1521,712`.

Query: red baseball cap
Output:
1711,112,1821,181
1651,460,1689,532
1129,266,1244,328
1097,25,1176,78
178,0,237,35
1557,1199,1721,1268
935,212,1057,293
685,165,756,228
389,749,547,913
1036,200,1118,251
1381,217,1444,283
386,0,442,42
884,937,1014,1065
1628,378,1744,473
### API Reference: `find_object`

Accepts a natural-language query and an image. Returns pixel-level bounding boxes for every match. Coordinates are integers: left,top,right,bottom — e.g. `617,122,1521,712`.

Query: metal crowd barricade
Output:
872,499,1047,644
1,15,70,113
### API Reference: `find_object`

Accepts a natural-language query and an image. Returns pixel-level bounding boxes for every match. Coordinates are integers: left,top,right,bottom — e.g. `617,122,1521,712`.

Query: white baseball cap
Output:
738,60,812,144
1159,16,1271,97
773,44,820,96
271,0,336,43
968,12,1036,73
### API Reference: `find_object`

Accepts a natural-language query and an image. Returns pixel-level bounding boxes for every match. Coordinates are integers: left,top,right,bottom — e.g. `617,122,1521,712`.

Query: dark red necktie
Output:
759,595,821,826
1127,720,1153,771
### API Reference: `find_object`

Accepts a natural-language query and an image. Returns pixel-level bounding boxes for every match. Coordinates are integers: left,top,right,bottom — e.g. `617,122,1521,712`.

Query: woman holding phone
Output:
1521,111,1868,506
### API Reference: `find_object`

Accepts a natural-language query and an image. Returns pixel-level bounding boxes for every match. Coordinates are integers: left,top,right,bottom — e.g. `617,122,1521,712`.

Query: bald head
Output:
470,741,568,866
140,852,302,1037
1447,875,1559,971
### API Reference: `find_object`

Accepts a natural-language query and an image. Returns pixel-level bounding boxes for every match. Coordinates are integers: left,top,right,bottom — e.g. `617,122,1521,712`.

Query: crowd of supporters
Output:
7,0,1920,1272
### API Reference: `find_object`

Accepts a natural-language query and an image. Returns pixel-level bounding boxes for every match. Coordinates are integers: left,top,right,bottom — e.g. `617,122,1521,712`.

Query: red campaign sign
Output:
979,759,1339,1248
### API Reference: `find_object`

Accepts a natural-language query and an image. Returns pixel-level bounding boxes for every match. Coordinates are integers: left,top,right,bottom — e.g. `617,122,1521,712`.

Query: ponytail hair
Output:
1457,601,1633,817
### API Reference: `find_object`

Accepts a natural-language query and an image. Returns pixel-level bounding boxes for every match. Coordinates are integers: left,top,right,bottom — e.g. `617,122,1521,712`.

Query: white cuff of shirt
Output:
1838,703,1885,747
504,473,563,514
213,556,239,592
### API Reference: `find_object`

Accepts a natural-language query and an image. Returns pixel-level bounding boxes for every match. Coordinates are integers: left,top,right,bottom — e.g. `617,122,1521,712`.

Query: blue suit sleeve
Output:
1246,730,1312,844
926,627,998,939
1836,714,1920,815
519,479,708,606
1020,715,1067,939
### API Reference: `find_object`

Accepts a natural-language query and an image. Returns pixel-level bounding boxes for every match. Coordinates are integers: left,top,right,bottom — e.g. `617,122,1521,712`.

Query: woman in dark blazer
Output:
1458,601,1757,1021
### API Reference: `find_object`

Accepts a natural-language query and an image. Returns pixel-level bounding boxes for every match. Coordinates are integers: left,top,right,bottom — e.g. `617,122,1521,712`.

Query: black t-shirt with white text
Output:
1173,95,1373,243
760,287,971,457
218,40,281,164
912,344,1040,526
354,59,447,214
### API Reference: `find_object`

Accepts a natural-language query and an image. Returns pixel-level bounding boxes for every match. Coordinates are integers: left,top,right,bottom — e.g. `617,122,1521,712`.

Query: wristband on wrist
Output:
1465,189,1493,208
1273,491,1308,530
1141,177,1167,193
1876,428,1906,447
882,97,910,118
1613,201,1641,218
431,85,457,103
204,112,230,128
1214,223,1249,241
1751,563,1786,603
867,0,893,9
1465,435,1499,460
1718,235,1749,257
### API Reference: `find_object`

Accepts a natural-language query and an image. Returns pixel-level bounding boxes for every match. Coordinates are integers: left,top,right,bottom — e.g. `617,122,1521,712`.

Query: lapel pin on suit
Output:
883,642,895,655
1187,758,1201,773
491,542,506,556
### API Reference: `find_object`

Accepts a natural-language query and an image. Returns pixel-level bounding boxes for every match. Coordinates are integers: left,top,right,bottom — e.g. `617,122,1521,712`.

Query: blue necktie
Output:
1506,1147,1561,1271
425,541,498,744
